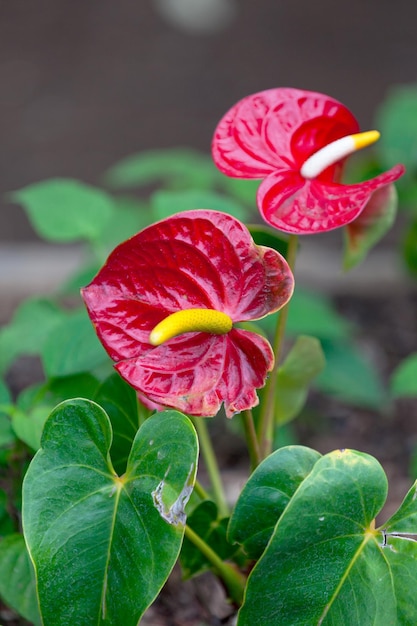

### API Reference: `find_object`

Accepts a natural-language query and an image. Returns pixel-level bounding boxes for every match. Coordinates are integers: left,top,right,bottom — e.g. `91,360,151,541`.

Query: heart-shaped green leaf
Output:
93,373,147,474
23,399,198,626
0,533,41,625
9,179,114,243
229,446,321,559
238,449,417,625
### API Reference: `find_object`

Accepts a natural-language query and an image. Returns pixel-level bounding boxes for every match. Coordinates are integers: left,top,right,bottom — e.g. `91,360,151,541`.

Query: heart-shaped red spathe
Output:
212,88,405,234
82,210,294,417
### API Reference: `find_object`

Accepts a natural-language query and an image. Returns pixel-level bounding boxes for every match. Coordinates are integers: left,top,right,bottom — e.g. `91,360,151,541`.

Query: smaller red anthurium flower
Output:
212,88,405,235
82,210,294,418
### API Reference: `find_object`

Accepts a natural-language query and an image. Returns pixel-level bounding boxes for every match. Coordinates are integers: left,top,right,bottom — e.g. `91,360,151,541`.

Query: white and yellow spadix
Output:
149,308,233,346
300,130,380,180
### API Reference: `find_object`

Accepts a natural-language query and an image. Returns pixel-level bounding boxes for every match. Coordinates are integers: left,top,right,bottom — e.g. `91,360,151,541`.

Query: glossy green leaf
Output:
0,298,65,374
0,533,41,625
181,501,239,578
390,352,417,397
344,184,398,270
9,179,114,243
316,340,385,408
151,189,249,221
275,336,325,425
93,373,145,474
237,449,417,625
229,446,321,559
41,308,109,378
104,148,218,190
23,399,198,626
384,480,417,535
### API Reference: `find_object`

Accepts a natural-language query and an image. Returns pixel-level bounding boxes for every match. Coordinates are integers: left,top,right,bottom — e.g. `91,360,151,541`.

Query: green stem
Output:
258,234,298,459
241,410,261,471
192,418,229,518
193,479,210,501
184,524,246,605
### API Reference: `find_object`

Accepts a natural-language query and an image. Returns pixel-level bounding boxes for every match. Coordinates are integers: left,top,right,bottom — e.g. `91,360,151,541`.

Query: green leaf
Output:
249,223,289,257
275,336,325,425
22,399,198,626
238,449,417,625
104,148,219,190
384,480,417,535
46,372,101,402
375,84,417,173
93,373,145,474
219,177,260,206
98,196,152,249
0,533,41,625
316,340,385,408
9,179,114,243
0,489,15,535
181,501,240,578
15,375,100,418
14,375,100,440
151,189,249,221
0,378,11,405
0,413,16,448
286,289,352,341
41,307,109,378
344,184,398,270
11,404,52,451
0,298,65,374
229,446,321,559
403,220,417,277
0,379,15,448
390,352,417,398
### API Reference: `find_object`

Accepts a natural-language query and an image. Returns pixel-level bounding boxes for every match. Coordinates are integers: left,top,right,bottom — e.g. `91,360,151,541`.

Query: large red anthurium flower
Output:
81,210,294,418
212,88,405,235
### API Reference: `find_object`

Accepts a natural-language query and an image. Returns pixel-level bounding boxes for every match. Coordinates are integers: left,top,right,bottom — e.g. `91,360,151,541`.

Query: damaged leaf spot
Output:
152,464,195,526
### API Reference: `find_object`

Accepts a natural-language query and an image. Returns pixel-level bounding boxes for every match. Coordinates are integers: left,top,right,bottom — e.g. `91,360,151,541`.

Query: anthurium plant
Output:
1,87,417,625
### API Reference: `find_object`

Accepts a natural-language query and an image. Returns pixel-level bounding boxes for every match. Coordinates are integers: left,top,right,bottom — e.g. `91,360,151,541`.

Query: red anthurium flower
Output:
212,88,405,234
82,210,294,418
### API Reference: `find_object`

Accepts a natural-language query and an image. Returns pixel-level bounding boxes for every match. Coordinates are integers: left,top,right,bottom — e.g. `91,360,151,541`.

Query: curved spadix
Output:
150,308,233,346
300,130,380,179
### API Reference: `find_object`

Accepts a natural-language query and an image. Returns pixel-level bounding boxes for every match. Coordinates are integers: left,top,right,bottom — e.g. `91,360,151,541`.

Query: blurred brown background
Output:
1,0,417,241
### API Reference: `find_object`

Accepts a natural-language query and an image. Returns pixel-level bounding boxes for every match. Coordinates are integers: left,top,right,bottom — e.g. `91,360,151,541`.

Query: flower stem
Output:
192,417,229,518
184,524,246,605
241,410,261,471
193,479,210,501
258,234,298,459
